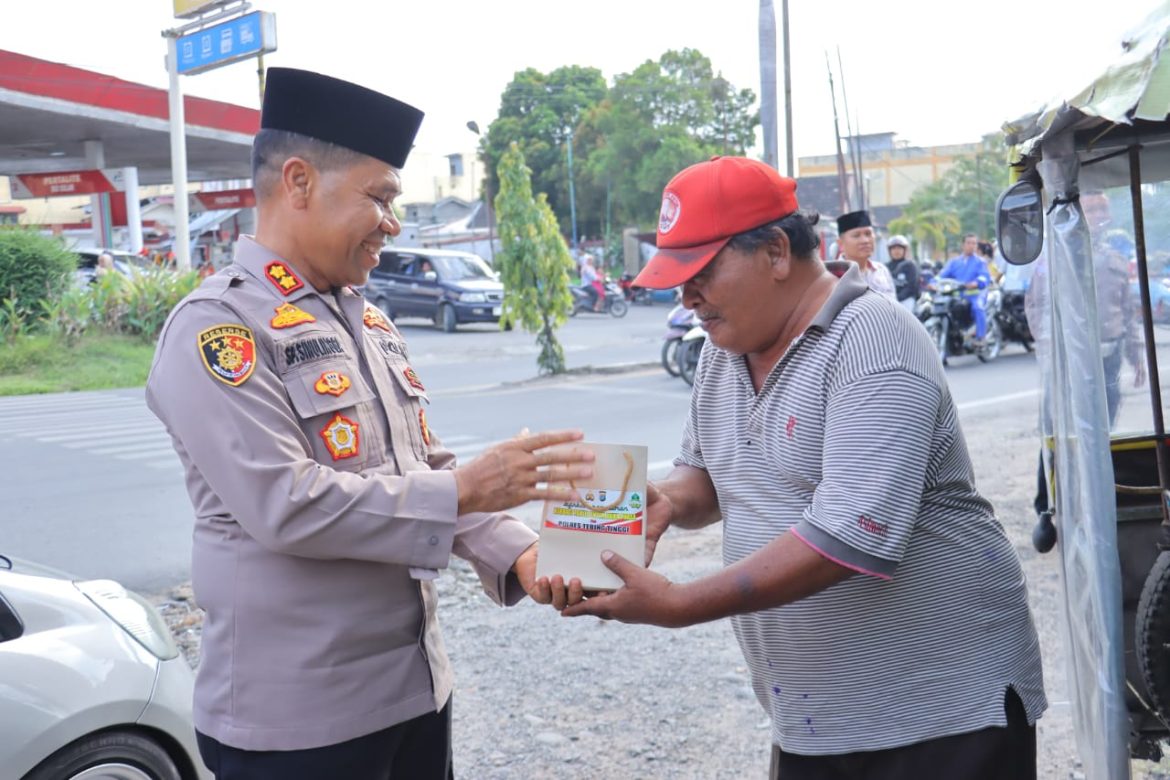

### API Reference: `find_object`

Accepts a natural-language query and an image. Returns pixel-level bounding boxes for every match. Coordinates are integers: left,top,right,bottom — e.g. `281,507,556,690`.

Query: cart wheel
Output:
1137,550,1170,720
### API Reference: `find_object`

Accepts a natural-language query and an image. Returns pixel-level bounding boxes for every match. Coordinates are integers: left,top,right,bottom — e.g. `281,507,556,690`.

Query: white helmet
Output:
888,235,910,248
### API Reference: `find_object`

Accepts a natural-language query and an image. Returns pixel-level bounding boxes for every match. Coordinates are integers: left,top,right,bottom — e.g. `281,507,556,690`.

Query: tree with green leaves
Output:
494,143,575,375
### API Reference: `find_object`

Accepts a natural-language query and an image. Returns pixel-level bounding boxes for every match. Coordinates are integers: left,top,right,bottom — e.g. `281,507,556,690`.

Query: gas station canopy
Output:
0,49,258,185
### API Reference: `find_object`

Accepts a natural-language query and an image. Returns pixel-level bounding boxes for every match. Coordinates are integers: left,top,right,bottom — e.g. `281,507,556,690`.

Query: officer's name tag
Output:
536,443,648,591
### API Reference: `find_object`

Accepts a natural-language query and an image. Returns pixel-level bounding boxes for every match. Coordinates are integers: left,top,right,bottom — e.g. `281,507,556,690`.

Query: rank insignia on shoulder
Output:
418,408,431,447
197,324,256,387
314,370,352,397
270,303,316,329
320,413,360,460
265,261,305,296
403,366,425,392
363,306,392,333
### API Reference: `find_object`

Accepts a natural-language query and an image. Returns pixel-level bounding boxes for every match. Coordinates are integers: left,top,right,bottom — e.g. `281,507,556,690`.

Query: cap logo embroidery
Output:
270,303,316,329
363,306,392,333
314,371,351,397
265,261,305,296
320,413,360,460
658,192,682,234
786,415,797,439
197,324,256,387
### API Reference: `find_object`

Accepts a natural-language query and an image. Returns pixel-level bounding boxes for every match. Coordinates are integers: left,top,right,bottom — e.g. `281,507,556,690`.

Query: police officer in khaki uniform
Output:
146,68,592,779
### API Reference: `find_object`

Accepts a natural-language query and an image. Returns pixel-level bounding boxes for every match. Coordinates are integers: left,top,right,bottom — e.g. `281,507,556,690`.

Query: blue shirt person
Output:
940,234,992,339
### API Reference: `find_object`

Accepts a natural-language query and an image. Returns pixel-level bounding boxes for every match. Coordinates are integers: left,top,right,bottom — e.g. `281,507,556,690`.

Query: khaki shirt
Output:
146,237,536,751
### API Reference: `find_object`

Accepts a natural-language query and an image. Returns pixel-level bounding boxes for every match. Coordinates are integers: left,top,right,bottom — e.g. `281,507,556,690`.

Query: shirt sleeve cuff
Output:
455,513,539,607
792,519,896,580
399,469,460,570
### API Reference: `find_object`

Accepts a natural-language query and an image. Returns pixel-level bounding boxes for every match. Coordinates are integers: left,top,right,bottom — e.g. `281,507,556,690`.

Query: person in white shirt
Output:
837,210,896,301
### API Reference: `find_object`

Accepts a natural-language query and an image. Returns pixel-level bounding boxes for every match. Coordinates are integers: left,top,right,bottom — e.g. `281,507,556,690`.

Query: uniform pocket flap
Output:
284,364,374,419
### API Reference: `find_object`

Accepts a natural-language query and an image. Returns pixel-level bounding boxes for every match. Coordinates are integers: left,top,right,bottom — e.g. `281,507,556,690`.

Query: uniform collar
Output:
232,236,318,303
810,263,869,331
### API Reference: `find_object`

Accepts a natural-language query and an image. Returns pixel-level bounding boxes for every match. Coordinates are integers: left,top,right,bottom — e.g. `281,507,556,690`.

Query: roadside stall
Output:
997,6,1170,777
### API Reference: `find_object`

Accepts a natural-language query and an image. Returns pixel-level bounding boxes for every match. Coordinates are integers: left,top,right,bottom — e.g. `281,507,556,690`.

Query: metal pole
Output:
758,0,778,169
781,0,794,177
837,48,864,212
825,53,849,214
123,166,142,253
166,35,192,271
567,127,578,249
1127,145,1170,528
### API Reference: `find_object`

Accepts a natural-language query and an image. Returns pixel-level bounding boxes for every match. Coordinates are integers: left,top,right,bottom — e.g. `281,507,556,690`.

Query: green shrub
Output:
0,229,76,319
119,268,199,339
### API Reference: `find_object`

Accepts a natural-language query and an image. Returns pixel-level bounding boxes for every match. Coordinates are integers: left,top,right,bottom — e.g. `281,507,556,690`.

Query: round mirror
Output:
996,180,1044,265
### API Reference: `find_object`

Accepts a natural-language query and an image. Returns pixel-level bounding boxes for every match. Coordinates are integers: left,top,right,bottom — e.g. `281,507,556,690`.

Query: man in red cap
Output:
562,156,1046,779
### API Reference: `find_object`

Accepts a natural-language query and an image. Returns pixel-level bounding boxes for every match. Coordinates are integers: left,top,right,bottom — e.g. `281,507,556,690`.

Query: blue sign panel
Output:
176,11,276,75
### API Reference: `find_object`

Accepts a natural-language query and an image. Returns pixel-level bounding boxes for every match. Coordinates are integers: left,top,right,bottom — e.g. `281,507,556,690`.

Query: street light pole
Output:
465,121,495,263
566,127,578,250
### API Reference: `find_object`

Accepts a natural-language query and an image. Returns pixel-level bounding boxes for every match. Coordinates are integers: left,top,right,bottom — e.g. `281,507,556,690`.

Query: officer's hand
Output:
455,429,594,515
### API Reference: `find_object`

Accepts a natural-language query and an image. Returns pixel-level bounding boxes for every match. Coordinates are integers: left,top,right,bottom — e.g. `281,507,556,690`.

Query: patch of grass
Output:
0,332,157,395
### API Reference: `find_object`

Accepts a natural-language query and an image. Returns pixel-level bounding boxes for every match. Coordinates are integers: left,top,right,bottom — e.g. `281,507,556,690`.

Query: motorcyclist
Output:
939,234,992,343
886,235,919,314
579,253,603,312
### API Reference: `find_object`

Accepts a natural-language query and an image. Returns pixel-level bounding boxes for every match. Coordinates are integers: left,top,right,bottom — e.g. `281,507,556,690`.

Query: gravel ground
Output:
153,391,1170,779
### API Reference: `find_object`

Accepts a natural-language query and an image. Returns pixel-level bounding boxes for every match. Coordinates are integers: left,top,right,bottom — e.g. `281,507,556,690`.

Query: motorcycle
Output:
996,288,1034,351
569,278,629,318
676,324,706,386
923,279,1003,364
661,304,697,377
619,273,654,305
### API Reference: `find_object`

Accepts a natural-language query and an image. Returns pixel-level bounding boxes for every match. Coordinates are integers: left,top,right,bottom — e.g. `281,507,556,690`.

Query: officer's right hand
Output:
454,429,594,515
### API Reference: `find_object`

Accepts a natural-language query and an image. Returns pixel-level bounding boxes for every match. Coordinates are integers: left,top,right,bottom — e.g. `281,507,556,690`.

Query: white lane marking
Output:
41,427,166,445
89,439,176,455
955,389,1039,411
114,448,185,461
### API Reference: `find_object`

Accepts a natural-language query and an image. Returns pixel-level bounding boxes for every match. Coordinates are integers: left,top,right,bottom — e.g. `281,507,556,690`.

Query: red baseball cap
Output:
632,156,799,289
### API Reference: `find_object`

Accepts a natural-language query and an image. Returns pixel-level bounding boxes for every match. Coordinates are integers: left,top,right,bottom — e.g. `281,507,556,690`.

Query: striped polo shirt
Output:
676,264,1046,755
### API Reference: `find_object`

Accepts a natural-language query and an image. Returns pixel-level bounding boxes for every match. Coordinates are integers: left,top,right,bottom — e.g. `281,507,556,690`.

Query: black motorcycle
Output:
996,289,1034,351
923,279,1002,364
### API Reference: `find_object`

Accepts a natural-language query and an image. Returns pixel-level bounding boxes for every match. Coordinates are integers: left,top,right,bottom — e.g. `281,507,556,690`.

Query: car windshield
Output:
432,255,495,281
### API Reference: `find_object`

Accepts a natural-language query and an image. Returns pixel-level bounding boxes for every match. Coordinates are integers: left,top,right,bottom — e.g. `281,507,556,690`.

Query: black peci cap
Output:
260,68,424,169
836,210,872,234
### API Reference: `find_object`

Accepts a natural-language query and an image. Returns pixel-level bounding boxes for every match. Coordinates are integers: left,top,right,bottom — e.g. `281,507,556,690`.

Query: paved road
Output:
0,318,1044,592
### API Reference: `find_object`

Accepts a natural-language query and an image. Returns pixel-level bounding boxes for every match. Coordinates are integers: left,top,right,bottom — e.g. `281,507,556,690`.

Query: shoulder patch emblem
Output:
320,413,360,460
265,261,305,296
363,306,392,333
403,366,425,392
314,370,351,397
270,303,316,329
418,408,431,447
197,324,256,387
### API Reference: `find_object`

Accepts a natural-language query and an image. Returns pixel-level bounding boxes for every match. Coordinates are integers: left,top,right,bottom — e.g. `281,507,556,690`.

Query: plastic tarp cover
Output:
1035,140,1131,780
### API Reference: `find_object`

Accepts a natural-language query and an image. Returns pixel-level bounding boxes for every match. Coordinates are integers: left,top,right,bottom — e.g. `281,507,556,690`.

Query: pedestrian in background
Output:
561,156,1047,780
836,209,896,301
147,68,591,780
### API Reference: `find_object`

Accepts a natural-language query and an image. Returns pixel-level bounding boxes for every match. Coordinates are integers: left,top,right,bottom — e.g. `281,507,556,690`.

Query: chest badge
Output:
270,303,316,329
320,413,360,460
197,324,256,387
314,370,352,397
418,408,431,447
403,366,426,392
363,306,392,333
265,261,305,296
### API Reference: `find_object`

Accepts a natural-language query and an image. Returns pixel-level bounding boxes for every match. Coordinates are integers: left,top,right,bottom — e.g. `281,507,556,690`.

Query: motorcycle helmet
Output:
888,235,910,248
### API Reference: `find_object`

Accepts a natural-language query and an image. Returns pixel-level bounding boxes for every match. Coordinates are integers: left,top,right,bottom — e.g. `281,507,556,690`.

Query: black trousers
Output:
196,700,453,780
770,688,1035,780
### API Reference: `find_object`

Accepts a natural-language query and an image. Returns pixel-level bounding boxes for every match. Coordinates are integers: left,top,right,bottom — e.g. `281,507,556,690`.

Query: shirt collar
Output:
809,263,869,331
232,236,318,303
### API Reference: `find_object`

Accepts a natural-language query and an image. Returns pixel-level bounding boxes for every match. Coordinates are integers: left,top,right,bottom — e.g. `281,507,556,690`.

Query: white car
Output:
0,556,208,780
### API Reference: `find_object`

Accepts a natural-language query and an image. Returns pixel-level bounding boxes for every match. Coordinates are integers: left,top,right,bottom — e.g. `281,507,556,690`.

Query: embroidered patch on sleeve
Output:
363,306,392,333
418,408,431,447
265,261,305,296
270,303,316,329
320,413,360,460
314,370,351,397
197,324,256,387
402,366,426,392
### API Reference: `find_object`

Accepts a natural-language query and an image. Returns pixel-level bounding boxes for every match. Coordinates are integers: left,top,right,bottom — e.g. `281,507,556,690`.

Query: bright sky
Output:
2,0,1164,168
